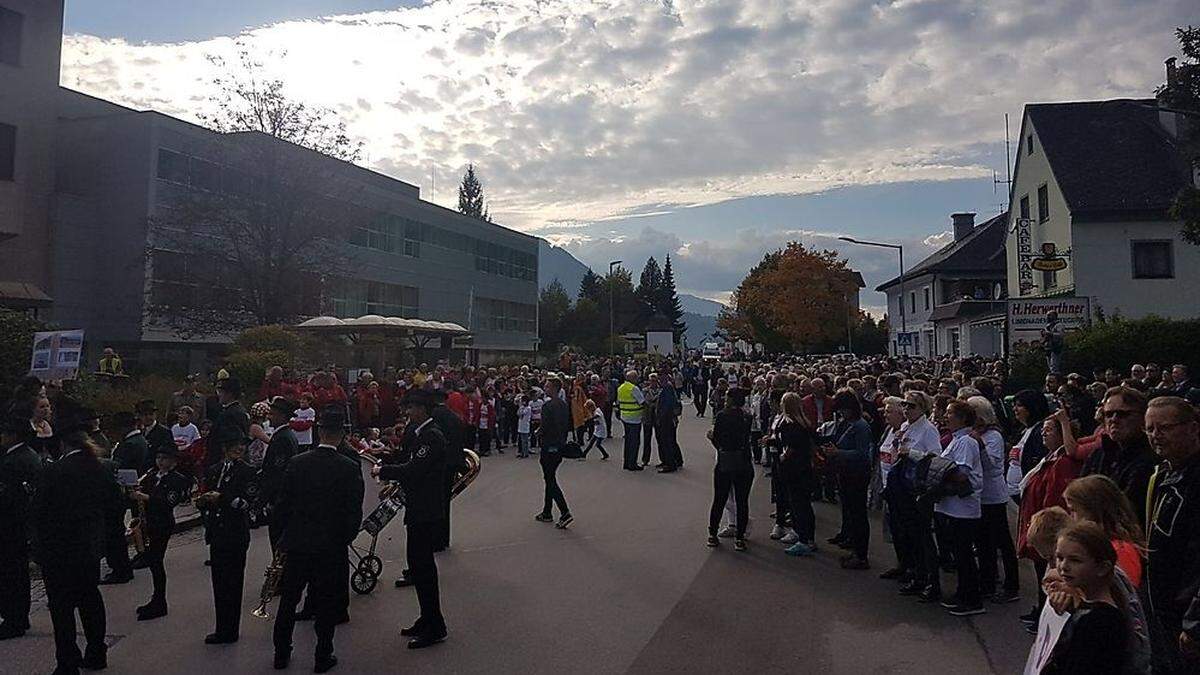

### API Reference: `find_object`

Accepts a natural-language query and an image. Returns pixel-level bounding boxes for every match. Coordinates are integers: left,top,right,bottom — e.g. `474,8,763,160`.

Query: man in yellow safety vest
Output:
616,370,646,471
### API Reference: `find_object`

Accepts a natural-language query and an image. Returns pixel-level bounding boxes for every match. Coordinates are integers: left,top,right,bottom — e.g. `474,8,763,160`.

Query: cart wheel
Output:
359,555,383,576
351,569,377,595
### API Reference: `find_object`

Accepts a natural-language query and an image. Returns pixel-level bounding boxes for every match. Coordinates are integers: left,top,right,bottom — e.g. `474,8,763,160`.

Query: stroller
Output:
349,483,404,594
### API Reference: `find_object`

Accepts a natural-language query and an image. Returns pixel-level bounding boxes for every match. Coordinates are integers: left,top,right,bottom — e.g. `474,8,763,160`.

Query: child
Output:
130,446,194,620
582,399,609,460
291,392,316,448
529,390,544,449
172,405,200,453
516,395,532,458
478,388,499,456
1061,474,1145,587
196,430,255,643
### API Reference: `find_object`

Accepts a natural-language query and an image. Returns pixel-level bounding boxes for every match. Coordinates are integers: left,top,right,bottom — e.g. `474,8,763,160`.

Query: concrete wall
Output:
0,0,64,298
1071,219,1200,319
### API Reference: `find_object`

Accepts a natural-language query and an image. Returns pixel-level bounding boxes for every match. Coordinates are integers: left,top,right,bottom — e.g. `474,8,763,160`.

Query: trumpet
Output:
252,549,287,618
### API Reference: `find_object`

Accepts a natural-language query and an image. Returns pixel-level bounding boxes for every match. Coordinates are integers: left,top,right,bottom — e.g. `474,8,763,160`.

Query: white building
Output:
878,212,1008,358
1005,92,1200,328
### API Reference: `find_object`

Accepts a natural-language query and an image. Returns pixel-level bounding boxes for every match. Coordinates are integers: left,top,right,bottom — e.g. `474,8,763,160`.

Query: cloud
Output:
58,0,1187,233
922,230,954,248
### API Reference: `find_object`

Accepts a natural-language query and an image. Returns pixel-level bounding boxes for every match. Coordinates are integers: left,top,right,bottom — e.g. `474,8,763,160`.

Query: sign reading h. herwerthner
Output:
1007,297,1090,351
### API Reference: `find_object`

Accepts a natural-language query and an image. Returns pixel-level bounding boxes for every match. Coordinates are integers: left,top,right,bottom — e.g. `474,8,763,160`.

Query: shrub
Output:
1064,315,1200,376
0,309,45,410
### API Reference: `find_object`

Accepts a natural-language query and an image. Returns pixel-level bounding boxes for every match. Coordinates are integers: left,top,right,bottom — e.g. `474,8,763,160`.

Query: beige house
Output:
1005,92,1200,321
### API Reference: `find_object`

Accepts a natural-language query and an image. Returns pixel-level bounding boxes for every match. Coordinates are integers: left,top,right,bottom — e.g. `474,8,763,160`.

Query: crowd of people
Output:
1,348,1199,674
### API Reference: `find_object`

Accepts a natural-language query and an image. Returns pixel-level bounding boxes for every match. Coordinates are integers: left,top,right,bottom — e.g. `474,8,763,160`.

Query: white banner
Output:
29,329,85,380
1007,298,1089,350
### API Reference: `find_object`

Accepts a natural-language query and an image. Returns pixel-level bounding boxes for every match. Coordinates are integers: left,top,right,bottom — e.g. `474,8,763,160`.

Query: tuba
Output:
451,448,481,498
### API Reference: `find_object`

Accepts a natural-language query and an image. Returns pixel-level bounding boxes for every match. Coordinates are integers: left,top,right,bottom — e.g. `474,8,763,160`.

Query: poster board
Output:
1006,298,1089,351
646,331,674,356
29,329,85,381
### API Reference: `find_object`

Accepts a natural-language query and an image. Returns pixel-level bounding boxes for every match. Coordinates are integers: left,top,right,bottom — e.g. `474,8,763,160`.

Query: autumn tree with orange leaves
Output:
718,242,862,352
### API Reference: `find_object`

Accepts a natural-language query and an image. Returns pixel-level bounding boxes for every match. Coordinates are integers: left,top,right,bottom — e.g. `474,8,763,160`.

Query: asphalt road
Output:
4,410,1034,674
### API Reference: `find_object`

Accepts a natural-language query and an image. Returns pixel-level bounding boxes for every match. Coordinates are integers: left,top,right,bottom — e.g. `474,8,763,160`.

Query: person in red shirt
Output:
445,387,468,422
259,366,295,401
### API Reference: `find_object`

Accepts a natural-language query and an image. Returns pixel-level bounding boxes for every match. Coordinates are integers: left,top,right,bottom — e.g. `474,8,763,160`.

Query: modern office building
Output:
51,90,538,368
0,0,64,315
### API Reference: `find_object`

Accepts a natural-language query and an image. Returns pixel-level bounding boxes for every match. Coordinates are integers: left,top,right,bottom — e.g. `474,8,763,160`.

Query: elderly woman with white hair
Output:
967,395,1020,604
875,396,910,581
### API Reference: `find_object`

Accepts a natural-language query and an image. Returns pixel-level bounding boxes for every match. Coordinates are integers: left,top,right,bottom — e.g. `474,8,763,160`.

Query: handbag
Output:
560,441,584,459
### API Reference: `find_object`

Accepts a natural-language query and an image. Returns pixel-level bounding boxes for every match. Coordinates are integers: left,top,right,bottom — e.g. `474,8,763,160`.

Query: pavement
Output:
2,407,1035,674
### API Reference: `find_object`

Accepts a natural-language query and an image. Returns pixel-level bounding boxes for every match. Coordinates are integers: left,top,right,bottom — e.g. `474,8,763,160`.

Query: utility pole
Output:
609,260,622,358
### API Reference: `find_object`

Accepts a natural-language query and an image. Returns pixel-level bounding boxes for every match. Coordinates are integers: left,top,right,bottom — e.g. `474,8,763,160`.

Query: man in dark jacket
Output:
110,411,148,473
33,408,121,673
198,428,256,644
431,389,465,551
0,413,42,639
208,378,250,470
1082,386,1157,523
656,377,682,472
1144,396,1200,674
536,378,573,528
261,397,300,551
378,390,449,649
271,405,364,673
136,399,175,474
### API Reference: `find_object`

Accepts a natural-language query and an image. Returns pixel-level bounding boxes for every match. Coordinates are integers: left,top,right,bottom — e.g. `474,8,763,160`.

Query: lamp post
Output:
838,237,906,355
609,260,622,359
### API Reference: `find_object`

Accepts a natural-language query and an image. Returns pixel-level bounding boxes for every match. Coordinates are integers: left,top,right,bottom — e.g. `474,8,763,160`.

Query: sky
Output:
60,0,1191,315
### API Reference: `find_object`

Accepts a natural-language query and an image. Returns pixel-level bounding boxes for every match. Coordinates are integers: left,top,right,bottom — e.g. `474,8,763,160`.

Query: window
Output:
909,292,916,314
0,7,22,66
1131,241,1174,279
1027,134,1034,156
1037,184,1049,223
1019,194,1030,221
923,286,930,311
0,122,13,181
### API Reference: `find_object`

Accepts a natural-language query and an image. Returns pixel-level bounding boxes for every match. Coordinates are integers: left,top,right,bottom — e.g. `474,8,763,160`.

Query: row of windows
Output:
350,214,537,282
329,278,419,319
0,6,22,67
474,297,536,333
1018,185,1051,224
158,147,537,283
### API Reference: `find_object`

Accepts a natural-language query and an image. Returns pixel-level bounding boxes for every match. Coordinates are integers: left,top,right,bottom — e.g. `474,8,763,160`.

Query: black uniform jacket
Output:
142,423,175,472
32,448,121,566
138,468,193,534
207,401,250,466
259,425,299,507
432,404,466,472
0,441,42,552
380,420,447,525
112,431,149,473
274,445,364,553
201,459,256,550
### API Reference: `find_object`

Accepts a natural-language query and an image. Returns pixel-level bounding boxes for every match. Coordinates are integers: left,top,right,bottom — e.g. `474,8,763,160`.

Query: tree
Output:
457,164,491,222
147,46,366,338
635,257,663,310
0,309,44,412
538,280,572,352
578,269,603,304
660,254,686,342
1159,26,1200,244
719,242,860,352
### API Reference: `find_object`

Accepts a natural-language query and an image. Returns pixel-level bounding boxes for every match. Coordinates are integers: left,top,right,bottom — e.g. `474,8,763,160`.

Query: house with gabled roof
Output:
1004,85,1200,323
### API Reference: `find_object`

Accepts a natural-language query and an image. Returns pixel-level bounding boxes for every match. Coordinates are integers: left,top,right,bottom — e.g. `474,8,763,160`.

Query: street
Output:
4,411,1032,674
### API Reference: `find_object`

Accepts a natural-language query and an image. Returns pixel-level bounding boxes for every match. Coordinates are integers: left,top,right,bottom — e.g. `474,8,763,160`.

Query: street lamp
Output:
838,236,906,356
609,260,622,358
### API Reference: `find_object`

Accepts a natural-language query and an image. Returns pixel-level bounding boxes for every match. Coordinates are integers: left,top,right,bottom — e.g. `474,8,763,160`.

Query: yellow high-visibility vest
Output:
617,382,643,422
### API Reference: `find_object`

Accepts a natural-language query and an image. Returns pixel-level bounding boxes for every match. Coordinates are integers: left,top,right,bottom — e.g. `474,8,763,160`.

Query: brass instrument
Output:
125,469,153,554
451,449,481,498
251,549,287,618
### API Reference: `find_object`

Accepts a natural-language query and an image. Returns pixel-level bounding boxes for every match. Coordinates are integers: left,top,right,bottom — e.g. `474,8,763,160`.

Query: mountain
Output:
679,293,726,317
681,312,718,347
538,239,591,294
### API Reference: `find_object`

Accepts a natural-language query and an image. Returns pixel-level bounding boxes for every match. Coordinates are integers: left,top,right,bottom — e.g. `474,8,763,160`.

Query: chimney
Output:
1166,57,1178,88
951,212,976,242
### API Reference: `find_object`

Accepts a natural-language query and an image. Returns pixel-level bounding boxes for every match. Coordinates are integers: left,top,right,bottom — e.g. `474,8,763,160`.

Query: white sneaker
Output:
769,524,786,540
779,529,800,545
717,524,737,538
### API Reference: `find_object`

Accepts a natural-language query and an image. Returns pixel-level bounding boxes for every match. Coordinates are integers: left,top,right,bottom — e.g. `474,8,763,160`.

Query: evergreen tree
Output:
578,269,603,303
660,254,686,341
636,257,663,310
538,279,571,352
457,164,490,221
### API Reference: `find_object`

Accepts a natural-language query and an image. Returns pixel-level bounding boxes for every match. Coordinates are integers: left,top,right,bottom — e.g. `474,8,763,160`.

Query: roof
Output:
876,211,1008,292
294,316,469,336
0,282,53,307
1025,99,1193,220
927,300,1007,323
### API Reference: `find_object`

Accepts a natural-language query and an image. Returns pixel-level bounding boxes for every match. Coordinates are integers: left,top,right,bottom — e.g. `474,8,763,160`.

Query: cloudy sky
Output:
62,0,1190,314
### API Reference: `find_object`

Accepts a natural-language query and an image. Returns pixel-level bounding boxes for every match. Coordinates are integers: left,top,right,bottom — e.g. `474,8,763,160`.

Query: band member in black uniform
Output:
197,428,255,644
110,411,148,473
261,397,300,551
272,405,363,673
207,378,250,470
136,399,175,474
32,406,121,675
130,445,193,620
432,388,465,552
0,412,42,640
97,414,134,585
375,390,449,649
